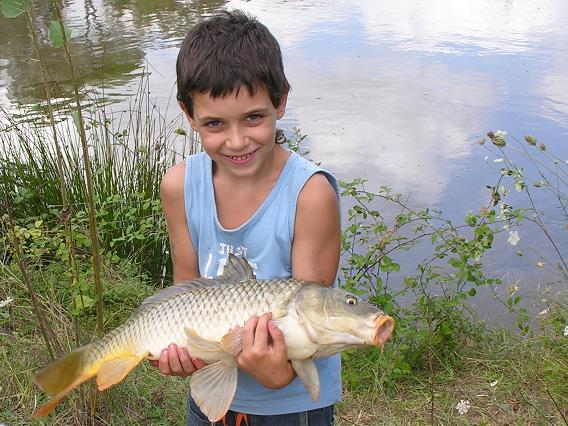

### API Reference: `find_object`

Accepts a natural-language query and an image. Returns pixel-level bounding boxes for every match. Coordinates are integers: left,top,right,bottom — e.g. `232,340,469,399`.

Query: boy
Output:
155,10,341,426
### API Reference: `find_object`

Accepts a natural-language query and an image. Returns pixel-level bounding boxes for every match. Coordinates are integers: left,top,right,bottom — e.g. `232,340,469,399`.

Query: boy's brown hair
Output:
176,10,290,117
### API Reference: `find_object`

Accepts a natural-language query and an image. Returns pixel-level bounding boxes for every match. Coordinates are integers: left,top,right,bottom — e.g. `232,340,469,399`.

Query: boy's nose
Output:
225,128,248,151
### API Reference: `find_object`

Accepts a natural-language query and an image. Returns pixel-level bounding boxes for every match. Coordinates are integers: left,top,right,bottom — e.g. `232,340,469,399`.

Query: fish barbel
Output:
32,255,395,421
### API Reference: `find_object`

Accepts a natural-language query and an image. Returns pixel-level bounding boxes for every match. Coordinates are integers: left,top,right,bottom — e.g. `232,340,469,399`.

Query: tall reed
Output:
0,77,199,277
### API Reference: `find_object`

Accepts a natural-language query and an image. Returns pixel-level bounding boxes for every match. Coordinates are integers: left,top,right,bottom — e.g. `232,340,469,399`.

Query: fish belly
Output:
275,303,319,360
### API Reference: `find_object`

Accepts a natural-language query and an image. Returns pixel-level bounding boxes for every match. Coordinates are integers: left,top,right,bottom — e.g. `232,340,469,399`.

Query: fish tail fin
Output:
32,347,92,418
32,344,146,418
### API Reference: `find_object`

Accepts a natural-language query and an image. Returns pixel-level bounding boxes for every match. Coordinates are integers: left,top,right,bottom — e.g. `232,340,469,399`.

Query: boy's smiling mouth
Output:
223,147,260,164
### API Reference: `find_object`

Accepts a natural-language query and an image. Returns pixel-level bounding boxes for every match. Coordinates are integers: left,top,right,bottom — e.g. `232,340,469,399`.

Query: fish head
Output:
295,284,395,348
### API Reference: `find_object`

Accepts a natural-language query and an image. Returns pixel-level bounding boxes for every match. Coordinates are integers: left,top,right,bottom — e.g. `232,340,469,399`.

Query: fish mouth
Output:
373,315,396,347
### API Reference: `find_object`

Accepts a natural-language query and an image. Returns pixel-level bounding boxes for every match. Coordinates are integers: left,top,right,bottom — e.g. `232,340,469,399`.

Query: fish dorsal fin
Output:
219,254,256,282
137,278,217,311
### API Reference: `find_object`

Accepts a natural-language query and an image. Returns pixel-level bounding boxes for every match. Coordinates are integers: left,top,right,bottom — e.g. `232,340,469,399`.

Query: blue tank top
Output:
183,150,342,415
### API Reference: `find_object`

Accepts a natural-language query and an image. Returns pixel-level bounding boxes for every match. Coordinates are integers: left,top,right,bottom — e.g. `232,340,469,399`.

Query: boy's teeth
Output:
230,153,251,160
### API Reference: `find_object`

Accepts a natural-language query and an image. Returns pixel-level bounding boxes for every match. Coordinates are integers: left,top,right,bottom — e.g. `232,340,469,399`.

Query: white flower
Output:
493,158,504,163
498,185,509,197
456,399,471,415
507,230,520,246
495,130,508,137
0,297,13,309
490,380,498,387
507,284,519,295
499,203,511,218
538,307,550,316
563,325,568,337
536,261,545,268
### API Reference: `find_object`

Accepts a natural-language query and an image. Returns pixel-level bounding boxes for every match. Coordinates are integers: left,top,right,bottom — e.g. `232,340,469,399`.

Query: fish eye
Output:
346,296,358,306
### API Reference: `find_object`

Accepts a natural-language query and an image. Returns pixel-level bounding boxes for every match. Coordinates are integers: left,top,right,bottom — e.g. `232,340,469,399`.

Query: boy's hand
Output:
236,313,296,389
149,343,206,378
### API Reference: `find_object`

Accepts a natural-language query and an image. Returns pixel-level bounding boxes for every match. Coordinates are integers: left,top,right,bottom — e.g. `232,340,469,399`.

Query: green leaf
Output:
49,20,72,48
74,294,93,310
71,109,81,131
0,0,31,18
468,288,477,297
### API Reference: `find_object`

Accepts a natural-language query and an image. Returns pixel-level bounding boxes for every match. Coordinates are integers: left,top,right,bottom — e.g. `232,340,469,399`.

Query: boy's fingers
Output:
167,344,182,373
268,319,285,351
253,313,271,349
158,349,171,375
192,358,207,370
178,347,196,373
242,315,260,348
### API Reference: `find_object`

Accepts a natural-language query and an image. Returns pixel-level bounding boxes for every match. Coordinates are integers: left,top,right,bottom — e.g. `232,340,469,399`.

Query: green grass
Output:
336,325,567,425
1,261,566,425
0,260,190,425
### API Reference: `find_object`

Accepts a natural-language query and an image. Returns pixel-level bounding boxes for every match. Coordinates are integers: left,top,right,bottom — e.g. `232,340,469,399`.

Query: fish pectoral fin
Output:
96,355,144,391
190,361,238,422
291,359,320,401
185,328,223,353
219,326,243,356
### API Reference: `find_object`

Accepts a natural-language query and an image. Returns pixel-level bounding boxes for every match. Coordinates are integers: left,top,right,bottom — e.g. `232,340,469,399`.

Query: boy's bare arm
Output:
160,162,200,282
237,173,340,388
154,162,203,377
291,172,341,286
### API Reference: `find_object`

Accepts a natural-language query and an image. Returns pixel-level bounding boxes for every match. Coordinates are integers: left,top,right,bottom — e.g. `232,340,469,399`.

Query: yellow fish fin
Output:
32,376,87,418
190,361,238,422
32,348,92,418
96,354,145,391
219,325,243,356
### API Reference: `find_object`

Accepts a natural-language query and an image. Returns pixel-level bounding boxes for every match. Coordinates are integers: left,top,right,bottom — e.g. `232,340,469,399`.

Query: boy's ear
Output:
276,92,288,119
178,101,198,131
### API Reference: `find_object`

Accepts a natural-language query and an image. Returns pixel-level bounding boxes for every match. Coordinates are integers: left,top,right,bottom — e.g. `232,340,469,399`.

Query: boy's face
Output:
182,85,287,178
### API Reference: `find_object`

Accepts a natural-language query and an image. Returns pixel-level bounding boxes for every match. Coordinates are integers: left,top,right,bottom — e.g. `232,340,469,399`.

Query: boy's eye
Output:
206,120,221,128
246,114,262,121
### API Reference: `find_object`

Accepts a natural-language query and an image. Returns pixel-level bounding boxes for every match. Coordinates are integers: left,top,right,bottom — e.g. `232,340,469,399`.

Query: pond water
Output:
1,0,567,323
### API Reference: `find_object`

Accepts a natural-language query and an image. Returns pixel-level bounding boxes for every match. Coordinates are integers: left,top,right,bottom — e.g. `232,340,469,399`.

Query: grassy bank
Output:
337,327,567,425
1,260,566,425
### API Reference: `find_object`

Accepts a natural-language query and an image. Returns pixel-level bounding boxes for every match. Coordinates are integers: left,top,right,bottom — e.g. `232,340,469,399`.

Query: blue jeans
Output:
187,396,335,426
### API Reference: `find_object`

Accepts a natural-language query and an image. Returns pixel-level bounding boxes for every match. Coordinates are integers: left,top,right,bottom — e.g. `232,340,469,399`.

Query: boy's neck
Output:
212,145,291,230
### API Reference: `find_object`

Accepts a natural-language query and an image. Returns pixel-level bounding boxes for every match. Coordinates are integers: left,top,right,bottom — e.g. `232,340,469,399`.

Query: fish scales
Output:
32,255,395,421
87,278,298,362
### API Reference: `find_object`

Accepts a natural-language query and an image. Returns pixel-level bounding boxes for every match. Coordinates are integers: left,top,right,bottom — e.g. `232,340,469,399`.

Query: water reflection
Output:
2,0,567,203
227,0,568,205
0,0,227,110
1,0,567,311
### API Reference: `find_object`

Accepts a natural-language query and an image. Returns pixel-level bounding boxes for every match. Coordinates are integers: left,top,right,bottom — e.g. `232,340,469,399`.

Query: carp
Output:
33,254,395,421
